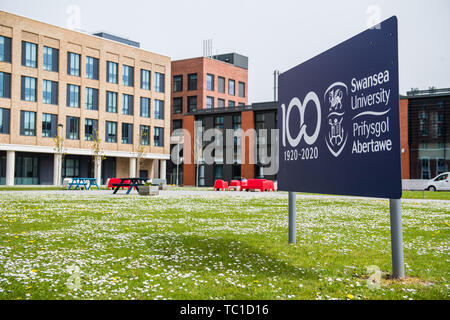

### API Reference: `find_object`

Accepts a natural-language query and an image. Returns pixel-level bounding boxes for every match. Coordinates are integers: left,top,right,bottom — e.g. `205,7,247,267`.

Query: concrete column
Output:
6,150,15,186
160,159,167,180
95,156,102,186
148,159,155,179
53,153,62,186
129,157,137,178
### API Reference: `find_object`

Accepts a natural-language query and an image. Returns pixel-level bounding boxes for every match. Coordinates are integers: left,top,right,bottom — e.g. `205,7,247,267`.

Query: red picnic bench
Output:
214,179,229,191
229,180,241,191
241,179,275,192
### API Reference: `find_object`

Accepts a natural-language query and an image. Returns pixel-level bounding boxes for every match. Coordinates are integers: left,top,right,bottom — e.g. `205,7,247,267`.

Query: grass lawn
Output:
401,190,450,201
0,191,448,300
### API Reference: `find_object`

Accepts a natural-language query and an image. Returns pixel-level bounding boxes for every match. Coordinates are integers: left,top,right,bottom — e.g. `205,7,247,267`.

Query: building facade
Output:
168,54,249,186
0,11,171,185
400,88,449,179
167,102,277,187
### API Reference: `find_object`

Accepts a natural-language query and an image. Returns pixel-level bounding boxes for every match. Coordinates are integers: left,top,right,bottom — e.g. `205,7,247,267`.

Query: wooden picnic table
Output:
112,177,147,194
68,178,100,190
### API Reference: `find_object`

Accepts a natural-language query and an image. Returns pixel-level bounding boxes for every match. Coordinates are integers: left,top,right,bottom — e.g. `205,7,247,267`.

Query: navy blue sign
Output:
278,16,401,199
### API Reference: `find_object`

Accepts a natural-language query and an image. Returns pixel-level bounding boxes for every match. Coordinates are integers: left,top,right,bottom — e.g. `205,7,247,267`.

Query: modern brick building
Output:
168,101,278,186
0,11,171,185
400,88,449,179
168,54,250,186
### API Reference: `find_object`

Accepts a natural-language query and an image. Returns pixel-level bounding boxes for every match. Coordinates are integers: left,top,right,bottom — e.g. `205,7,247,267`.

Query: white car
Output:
426,172,450,191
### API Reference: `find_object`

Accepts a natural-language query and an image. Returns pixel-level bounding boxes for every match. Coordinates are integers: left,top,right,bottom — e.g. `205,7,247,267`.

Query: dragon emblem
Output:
328,89,343,111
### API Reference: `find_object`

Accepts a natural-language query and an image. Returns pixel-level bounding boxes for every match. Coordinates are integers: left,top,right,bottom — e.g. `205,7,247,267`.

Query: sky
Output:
0,0,449,103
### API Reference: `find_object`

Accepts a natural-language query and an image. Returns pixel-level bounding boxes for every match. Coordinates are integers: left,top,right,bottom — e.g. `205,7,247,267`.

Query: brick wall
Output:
399,98,410,179
241,110,255,179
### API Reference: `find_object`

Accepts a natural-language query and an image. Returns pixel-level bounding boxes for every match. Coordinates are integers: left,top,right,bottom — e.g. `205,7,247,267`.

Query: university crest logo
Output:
324,82,348,157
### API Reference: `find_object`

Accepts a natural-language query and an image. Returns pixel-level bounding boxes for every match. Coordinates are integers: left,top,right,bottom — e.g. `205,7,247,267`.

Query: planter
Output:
138,185,159,196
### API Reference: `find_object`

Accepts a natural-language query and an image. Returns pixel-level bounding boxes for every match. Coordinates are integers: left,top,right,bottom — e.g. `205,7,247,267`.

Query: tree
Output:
90,129,106,184
53,128,66,186
136,127,148,177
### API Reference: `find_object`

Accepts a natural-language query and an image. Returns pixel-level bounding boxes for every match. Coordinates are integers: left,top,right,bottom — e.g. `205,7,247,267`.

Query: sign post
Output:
288,192,296,244
389,198,405,278
278,16,404,278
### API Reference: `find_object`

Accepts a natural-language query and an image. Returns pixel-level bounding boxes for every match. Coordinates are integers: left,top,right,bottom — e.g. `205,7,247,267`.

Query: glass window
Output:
0,36,12,63
154,99,164,119
140,125,150,146
107,61,118,83
214,116,224,129
0,107,10,134
67,52,80,76
155,72,165,92
67,84,80,108
62,158,80,179
233,114,242,129
122,94,134,115
218,98,225,108
206,74,214,91
43,80,58,105
188,73,197,90
141,69,150,90
206,96,214,109
198,164,205,186
22,41,37,68
67,116,80,140
421,158,430,180
106,91,117,113
228,100,235,107
154,127,164,146
21,76,37,102
123,65,134,87
232,164,241,179
21,111,36,136
106,121,117,143
42,113,57,138
188,96,197,112
85,87,98,110
86,56,99,80
173,75,183,92
238,82,245,98
121,123,133,144
218,76,225,93
0,72,11,98
140,97,150,118
14,155,39,185
43,46,58,72
173,119,183,131
173,97,182,114
214,165,223,179
228,79,235,96
85,118,98,141
437,159,447,175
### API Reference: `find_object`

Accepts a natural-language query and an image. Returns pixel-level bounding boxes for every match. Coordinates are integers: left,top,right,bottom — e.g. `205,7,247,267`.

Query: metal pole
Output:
289,191,296,244
389,198,405,278
176,142,179,187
